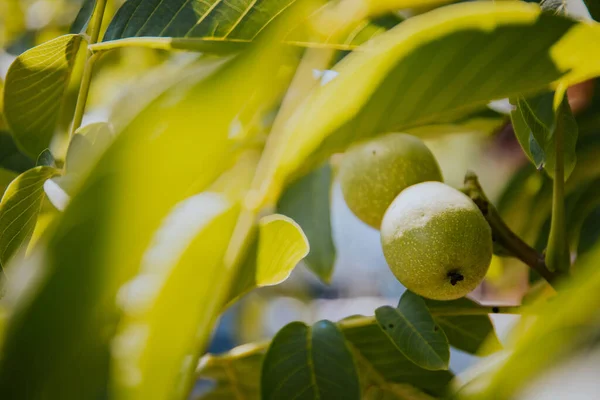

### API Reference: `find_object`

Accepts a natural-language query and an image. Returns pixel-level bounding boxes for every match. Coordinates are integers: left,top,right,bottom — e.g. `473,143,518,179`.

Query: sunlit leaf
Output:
375,291,449,371
3,34,83,158
227,214,309,306
0,11,302,400
457,244,600,400
262,320,360,400
97,0,403,52
0,166,58,271
112,192,239,400
253,2,600,203
0,169,17,199
423,298,502,356
277,163,335,282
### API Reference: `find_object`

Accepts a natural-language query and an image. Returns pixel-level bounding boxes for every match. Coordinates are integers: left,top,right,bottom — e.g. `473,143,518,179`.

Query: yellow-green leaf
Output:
3,35,83,158
226,214,309,306
0,166,58,270
0,15,302,400
254,2,600,203
112,192,239,400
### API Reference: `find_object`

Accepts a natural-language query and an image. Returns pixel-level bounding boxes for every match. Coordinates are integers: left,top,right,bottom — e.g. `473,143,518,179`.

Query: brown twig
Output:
462,171,560,287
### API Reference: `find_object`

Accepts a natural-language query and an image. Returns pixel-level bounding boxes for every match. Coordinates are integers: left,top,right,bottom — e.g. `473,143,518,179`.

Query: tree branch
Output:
462,171,560,286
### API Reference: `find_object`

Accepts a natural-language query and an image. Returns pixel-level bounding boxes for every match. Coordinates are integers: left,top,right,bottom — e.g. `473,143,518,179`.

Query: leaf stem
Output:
462,171,559,286
69,0,107,138
545,92,570,273
338,306,521,330
69,53,99,137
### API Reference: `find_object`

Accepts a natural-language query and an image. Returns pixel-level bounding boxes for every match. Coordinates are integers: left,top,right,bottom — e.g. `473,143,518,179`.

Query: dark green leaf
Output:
101,0,402,51
584,0,600,21
424,298,502,355
36,149,55,167
341,318,453,397
70,0,96,34
3,35,83,158
511,92,578,180
103,0,297,42
196,315,454,399
0,166,58,270
0,131,35,173
375,292,449,371
277,164,336,282
262,320,360,400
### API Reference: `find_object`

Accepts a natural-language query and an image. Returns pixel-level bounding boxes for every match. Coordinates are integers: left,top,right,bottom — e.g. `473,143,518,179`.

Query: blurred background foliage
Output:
1,0,600,398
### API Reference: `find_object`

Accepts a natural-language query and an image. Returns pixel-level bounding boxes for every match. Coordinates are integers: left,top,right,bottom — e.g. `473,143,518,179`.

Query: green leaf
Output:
36,149,55,167
511,93,578,180
70,0,96,34
404,108,504,139
343,320,453,397
196,315,454,399
277,163,336,282
0,166,58,270
584,0,600,21
457,243,600,399
0,169,17,200
256,2,600,201
99,0,402,51
0,19,300,399
227,214,309,306
363,384,436,400
0,131,34,173
112,192,240,400
196,343,265,400
3,34,83,158
423,298,502,356
262,320,360,400
67,122,113,172
375,292,449,371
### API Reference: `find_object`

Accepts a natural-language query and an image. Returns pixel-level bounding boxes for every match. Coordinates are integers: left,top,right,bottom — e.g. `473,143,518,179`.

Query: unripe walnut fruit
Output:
339,133,442,229
381,182,492,300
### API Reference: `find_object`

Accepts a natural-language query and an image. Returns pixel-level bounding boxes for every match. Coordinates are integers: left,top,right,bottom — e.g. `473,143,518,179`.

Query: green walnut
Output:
380,181,492,300
339,133,442,229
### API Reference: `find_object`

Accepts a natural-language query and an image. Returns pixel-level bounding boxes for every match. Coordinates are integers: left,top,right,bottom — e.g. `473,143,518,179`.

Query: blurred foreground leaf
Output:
0,16,302,400
456,243,600,399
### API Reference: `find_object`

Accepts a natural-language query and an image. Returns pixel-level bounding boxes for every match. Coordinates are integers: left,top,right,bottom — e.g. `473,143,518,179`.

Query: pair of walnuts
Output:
339,134,492,300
